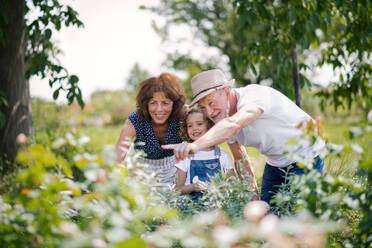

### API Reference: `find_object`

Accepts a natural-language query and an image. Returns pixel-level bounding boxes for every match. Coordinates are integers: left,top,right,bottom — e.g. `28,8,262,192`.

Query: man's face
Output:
198,89,229,123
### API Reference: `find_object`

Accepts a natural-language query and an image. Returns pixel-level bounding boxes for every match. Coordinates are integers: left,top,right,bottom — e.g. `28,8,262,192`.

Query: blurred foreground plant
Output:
0,132,350,247
0,134,177,247
273,120,372,247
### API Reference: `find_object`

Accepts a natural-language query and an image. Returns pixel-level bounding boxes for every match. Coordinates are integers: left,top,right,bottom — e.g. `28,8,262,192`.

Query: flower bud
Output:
92,238,107,248
16,133,27,144
243,200,269,223
95,168,107,183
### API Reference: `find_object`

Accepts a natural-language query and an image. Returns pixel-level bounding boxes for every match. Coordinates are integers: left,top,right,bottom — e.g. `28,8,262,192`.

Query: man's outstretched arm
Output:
162,104,263,161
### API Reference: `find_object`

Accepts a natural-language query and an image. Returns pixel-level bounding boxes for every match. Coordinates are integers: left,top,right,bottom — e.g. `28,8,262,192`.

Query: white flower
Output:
243,200,269,223
212,225,239,244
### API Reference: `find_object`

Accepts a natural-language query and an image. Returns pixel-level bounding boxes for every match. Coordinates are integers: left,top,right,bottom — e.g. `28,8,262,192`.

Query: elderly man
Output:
163,69,324,206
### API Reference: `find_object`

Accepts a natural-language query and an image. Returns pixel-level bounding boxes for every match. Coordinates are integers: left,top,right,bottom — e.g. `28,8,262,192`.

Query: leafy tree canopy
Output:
233,0,372,111
125,63,151,92
143,0,372,111
0,0,84,166
0,0,84,109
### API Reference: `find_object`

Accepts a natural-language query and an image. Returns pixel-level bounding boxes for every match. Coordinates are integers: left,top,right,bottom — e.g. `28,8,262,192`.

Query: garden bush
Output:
0,120,370,247
273,123,372,247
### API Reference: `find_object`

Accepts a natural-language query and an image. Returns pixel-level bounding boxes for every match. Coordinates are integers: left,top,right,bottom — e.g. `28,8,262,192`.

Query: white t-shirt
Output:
175,148,234,186
228,85,324,167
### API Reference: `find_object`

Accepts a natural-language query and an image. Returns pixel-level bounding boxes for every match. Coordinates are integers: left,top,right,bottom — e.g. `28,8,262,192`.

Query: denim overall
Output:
189,146,222,200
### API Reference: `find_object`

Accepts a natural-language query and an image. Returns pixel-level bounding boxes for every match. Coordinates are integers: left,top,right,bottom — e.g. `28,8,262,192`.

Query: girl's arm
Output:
176,168,203,195
115,119,136,162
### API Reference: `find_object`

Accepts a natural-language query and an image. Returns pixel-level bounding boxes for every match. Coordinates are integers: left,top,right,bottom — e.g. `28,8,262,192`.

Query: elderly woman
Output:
115,73,186,184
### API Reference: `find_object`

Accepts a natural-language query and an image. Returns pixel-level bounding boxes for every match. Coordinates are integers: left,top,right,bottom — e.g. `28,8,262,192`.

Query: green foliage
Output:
163,53,219,101
31,89,135,138
233,0,372,111
273,124,372,247
142,0,261,88
0,134,177,247
32,98,69,132
144,0,371,111
24,0,85,108
90,90,135,126
125,63,151,92
0,132,339,248
0,0,85,168
2,108,371,247
165,172,255,220
200,173,255,219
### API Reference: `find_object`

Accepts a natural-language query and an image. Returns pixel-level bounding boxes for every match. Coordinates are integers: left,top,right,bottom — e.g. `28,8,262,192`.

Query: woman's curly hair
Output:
179,105,214,142
136,73,186,122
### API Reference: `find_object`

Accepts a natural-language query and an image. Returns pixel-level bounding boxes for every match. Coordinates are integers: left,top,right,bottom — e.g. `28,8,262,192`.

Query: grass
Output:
78,125,123,154
33,113,371,182
322,117,371,177
218,115,372,181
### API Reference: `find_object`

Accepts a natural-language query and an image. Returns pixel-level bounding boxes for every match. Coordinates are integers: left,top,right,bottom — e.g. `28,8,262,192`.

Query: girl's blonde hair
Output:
179,105,214,142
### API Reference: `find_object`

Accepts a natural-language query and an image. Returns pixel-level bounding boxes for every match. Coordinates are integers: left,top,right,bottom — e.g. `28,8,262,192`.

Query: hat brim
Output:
189,79,235,106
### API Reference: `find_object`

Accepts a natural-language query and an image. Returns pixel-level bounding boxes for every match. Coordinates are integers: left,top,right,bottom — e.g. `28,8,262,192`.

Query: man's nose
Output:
205,106,213,117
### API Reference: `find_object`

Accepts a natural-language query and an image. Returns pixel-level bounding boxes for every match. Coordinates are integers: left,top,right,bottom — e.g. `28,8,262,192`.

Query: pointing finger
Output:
162,144,175,150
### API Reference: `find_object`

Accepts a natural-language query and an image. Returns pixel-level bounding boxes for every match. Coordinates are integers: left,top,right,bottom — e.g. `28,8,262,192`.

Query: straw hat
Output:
190,69,235,106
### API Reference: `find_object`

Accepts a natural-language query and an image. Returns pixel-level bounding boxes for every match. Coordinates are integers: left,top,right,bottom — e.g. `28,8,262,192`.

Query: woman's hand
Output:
115,119,136,162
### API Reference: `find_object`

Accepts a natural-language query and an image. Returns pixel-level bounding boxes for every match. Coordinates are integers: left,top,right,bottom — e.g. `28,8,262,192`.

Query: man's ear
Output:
223,87,231,98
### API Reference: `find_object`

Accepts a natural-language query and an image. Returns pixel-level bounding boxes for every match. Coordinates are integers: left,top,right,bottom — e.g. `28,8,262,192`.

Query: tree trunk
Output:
291,49,301,107
0,0,33,171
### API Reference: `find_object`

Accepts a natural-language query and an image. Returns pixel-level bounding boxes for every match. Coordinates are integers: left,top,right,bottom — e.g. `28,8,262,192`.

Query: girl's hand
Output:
192,176,207,192
192,182,207,192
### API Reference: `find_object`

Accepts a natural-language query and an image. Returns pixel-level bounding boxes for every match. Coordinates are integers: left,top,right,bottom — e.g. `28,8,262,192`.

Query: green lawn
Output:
35,114,370,182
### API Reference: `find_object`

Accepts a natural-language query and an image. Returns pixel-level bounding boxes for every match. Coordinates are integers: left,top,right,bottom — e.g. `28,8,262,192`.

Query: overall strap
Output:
190,152,195,159
214,146,221,158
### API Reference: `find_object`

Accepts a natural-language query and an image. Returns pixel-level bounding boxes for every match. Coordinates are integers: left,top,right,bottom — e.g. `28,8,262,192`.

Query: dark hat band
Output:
193,84,223,99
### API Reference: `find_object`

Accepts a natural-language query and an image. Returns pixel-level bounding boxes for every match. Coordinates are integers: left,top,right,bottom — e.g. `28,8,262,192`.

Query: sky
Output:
29,0,337,104
30,0,165,103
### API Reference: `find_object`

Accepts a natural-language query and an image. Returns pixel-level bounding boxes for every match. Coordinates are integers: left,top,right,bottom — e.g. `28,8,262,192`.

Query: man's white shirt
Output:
228,85,325,167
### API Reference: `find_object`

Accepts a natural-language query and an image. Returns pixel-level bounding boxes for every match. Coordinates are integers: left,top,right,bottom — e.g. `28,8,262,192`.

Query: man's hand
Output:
162,142,198,162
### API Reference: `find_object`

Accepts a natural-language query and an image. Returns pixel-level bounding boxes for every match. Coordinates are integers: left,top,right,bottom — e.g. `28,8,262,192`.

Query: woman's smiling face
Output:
148,92,174,125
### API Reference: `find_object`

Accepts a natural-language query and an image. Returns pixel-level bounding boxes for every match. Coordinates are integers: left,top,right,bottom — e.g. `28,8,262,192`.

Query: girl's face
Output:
148,92,173,125
186,112,209,141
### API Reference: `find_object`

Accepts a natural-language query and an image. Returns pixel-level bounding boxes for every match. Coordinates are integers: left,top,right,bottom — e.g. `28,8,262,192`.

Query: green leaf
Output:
69,75,79,84
53,89,60,100
0,95,8,107
77,95,85,109
311,40,318,49
250,64,257,75
45,28,52,40
349,126,363,139
116,236,147,248
324,11,330,27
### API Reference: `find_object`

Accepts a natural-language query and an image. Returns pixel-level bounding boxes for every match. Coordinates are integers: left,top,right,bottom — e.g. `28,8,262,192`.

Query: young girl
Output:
175,105,235,198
